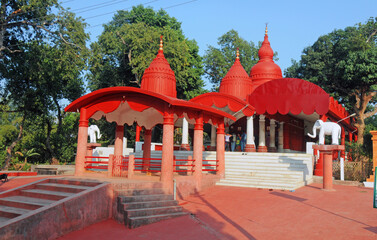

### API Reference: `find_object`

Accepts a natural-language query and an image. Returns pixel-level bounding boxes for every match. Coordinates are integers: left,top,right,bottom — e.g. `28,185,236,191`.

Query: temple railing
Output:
84,156,110,171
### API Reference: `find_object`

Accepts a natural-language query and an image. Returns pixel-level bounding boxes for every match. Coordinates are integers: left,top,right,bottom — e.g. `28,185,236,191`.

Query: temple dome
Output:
141,36,177,98
249,28,282,89
219,49,253,101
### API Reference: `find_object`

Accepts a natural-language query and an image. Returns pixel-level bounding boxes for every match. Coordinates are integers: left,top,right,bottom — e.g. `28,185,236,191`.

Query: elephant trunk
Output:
307,125,317,138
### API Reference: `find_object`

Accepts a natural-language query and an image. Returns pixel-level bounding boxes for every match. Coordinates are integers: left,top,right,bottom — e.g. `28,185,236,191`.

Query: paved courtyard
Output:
1,177,376,239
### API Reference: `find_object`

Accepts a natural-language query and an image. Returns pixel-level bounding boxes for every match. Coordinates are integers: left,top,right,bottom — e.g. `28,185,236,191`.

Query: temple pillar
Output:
180,118,190,151
112,125,124,177
210,125,217,151
245,116,256,152
349,132,353,142
216,121,225,178
75,108,88,176
114,125,124,156
135,125,141,142
161,110,175,193
283,122,290,152
269,119,276,152
193,115,203,190
258,115,267,152
143,129,152,172
278,122,284,152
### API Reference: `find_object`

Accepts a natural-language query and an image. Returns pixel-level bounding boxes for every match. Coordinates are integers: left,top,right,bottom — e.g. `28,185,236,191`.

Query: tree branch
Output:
4,20,82,50
364,105,377,118
366,29,377,43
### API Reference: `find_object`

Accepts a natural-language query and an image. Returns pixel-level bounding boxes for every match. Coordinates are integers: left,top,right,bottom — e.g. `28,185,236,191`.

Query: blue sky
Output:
63,0,377,89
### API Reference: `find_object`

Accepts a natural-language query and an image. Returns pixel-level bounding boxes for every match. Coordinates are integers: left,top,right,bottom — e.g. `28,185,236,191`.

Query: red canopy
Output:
248,78,329,115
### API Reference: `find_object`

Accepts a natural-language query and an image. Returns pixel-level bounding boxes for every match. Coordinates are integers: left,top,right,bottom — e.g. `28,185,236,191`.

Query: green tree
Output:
203,30,273,90
88,5,205,100
285,17,377,144
0,1,89,169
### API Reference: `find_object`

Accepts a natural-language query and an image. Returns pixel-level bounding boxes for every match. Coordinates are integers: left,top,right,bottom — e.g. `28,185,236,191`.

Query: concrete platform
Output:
59,183,376,240
1,176,376,240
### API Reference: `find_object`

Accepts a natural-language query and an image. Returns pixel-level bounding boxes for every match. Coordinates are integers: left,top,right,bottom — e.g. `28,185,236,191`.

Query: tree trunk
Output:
2,117,24,170
45,119,55,162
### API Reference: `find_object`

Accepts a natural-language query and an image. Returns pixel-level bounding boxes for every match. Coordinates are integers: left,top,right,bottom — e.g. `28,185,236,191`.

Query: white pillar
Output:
247,116,254,145
181,117,190,151
210,125,216,150
245,116,256,152
258,115,267,152
278,122,284,152
269,119,276,151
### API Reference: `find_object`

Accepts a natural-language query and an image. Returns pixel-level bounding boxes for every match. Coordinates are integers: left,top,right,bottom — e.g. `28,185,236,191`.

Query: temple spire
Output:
265,23,268,36
236,48,240,60
159,35,163,52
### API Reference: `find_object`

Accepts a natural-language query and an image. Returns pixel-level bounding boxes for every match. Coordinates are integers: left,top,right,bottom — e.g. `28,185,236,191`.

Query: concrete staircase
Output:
117,187,187,228
0,178,110,239
216,152,313,190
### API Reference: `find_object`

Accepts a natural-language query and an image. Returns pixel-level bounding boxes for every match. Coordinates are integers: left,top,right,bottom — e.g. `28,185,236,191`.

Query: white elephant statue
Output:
307,120,341,145
88,125,102,143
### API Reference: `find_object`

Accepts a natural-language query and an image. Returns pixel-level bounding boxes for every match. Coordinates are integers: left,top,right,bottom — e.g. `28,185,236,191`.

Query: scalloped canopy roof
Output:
248,78,329,115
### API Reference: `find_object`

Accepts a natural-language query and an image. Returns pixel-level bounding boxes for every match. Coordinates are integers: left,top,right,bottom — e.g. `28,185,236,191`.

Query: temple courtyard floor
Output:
1,176,376,240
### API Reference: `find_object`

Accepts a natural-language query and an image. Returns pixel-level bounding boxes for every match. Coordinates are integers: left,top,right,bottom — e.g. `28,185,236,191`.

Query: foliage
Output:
88,5,205,100
203,30,277,90
0,1,89,169
285,17,377,144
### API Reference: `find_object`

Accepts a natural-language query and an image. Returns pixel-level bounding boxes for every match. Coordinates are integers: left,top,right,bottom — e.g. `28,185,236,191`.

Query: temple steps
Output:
0,178,107,239
217,152,313,190
117,188,188,228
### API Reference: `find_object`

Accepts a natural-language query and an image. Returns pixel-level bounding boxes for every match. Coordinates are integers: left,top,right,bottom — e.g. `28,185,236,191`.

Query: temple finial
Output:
265,23,268,36
236,47,240,59
159,35,163,51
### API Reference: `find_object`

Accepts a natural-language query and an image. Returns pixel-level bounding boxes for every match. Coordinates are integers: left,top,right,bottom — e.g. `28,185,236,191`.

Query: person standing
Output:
225,132,231,151
231,133,236,152
241,131,246,152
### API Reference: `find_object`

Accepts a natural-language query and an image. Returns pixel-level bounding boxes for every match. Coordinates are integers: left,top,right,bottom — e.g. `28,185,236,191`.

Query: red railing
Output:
133,157,162,172
202,159,219,172
84,156,109,171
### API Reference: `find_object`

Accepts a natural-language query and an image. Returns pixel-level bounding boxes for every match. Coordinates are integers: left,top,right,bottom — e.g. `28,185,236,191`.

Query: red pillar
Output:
136,125,141,142
161,110,174,193
193,114,203,190
75,108,88,176
143,129,152,172
216,121,225,178
113,125,124,177
322,150,334,191
114,125,124,156
349,132,353,142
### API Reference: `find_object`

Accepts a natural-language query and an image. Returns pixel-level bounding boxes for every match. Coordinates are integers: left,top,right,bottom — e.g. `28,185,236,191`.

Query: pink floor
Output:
1,177,376,240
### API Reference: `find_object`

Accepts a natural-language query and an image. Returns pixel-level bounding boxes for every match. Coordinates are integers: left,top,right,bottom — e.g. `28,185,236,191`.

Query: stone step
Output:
225,168,304,175
225,167,305,174
48,178,101,187
0,205,31,218
0,196,55,210
223,175,300,183
127,212,188,228
217,178,298,187
116,188,166,196
35,183,91,193
225,162,308,169
216,180,299,190
126,206,183,218
121,194,174,203
0,216,11,224
123,200,178,210
20,189,74,201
